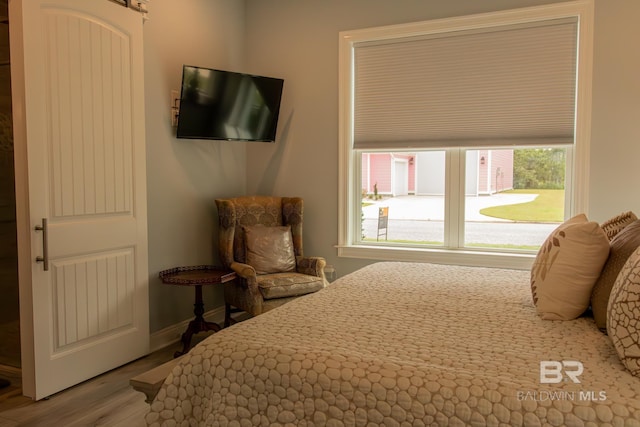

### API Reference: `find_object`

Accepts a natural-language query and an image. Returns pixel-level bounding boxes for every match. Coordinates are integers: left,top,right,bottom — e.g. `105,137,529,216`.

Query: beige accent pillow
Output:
591,220,640,330
244,225,296,275
607,246,640,377
601,211,638,241
531,214,610,320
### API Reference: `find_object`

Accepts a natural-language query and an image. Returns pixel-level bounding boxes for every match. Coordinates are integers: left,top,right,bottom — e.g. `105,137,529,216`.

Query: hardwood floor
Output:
0,344,177,427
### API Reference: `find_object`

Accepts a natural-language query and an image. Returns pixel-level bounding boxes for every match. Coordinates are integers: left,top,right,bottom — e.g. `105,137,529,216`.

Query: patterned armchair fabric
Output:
215,196,327,325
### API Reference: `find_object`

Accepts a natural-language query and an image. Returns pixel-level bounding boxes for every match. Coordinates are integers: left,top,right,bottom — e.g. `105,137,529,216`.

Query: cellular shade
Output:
353,18,578,149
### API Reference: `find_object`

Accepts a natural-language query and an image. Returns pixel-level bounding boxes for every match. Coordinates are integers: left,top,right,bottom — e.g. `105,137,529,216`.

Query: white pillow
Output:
531,214,610,320
607,246,640,376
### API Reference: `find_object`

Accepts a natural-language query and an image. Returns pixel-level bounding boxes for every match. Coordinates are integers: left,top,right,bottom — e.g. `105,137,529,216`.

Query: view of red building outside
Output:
362,150,514,197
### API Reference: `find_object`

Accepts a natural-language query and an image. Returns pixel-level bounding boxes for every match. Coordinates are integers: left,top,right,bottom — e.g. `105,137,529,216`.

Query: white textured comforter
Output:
146,262,640,426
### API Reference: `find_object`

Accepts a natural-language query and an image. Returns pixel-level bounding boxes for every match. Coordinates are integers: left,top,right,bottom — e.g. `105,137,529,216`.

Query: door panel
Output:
10,0,149,399
45,11,133,218
51,249,134,349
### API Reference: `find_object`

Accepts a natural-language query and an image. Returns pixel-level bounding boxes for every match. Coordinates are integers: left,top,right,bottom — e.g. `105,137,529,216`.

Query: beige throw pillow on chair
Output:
243,225,297,275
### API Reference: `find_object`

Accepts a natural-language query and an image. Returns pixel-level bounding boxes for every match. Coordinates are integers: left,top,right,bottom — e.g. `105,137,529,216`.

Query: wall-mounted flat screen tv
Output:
176,65,284,142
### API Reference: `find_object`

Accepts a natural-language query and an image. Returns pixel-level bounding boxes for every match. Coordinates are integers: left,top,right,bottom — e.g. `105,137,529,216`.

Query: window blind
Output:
353,18,578,149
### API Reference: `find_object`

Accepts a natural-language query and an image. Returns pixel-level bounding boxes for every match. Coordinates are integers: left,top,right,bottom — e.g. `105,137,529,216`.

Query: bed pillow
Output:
591,220,640,330
243,225,296,274
601,211,637,241
531,214,610,320
607,246,640,377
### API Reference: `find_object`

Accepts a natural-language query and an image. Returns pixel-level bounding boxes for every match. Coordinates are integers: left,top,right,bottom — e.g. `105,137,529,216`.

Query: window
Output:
338,1,594,269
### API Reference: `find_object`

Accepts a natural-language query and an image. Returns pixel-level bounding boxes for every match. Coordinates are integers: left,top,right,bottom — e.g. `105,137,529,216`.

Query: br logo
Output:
540,361,583,384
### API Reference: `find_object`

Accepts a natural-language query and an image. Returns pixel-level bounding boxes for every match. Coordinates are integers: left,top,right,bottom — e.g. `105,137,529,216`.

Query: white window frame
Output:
337,1,594,270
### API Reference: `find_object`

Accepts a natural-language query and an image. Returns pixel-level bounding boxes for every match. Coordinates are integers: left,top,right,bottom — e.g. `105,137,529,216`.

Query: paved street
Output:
362,195,558,247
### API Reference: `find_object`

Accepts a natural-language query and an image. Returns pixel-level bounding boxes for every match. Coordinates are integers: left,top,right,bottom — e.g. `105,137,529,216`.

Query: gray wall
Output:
590,0,640,217
243,0,640,279
143,0,640,332
144,0,246,332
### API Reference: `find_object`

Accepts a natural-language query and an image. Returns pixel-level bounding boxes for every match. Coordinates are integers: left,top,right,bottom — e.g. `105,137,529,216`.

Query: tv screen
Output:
176,65,284,142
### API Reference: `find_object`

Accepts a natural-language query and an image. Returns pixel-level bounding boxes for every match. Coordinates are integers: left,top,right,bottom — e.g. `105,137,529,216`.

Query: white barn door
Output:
10,0,149,399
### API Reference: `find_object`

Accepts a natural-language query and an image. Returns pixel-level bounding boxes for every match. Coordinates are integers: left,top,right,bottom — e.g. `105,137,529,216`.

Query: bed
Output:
145,261,640,426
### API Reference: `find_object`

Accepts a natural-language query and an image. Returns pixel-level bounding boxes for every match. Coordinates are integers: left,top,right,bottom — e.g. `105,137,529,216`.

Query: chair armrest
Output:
230,261,257,280
296,256,327,278
229,261,261,297
225,262,264,316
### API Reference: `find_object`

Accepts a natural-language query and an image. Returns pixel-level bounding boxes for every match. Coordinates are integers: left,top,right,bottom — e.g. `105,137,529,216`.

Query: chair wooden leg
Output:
224,304,242,327
224,303,232,328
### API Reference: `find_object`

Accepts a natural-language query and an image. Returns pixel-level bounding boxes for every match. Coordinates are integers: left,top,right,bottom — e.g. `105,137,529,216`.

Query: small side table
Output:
159,265,236,358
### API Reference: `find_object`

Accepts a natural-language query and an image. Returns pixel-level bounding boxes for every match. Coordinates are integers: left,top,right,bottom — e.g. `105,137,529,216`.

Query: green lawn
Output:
479,189,564,222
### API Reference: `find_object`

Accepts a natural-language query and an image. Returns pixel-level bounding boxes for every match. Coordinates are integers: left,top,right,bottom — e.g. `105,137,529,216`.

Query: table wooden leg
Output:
174,284,222,357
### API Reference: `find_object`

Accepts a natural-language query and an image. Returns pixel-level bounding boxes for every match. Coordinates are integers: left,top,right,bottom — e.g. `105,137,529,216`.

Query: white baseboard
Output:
149,306,225,353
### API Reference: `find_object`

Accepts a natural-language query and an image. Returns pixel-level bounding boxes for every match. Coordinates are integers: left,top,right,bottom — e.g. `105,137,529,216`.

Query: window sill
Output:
336,244,535,270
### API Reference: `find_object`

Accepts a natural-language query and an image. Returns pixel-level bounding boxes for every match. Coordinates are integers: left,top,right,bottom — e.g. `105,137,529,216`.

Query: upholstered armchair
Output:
215,196,327,326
